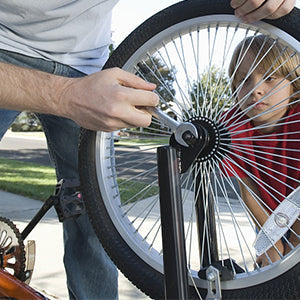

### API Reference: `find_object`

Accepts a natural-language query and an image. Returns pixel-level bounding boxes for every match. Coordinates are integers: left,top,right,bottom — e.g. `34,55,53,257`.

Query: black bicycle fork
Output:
158,146,190,299
157,144,223,300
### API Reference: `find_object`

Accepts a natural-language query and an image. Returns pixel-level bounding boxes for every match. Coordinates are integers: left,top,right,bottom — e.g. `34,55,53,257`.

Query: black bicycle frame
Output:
157,143,219,299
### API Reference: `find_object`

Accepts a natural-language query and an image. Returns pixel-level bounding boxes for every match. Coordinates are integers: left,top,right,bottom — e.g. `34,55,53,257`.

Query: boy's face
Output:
236,51,292,130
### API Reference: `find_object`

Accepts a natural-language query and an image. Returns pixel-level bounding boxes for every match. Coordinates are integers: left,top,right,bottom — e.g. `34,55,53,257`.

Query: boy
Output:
221,35,299,267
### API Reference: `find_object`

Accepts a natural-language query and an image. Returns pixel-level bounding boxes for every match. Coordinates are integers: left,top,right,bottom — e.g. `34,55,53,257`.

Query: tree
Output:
11,112,42,132
190,66,231,119
134,57,176,135
136,57,176,111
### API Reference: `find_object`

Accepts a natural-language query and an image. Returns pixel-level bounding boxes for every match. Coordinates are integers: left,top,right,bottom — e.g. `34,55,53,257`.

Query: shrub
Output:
10,112,43,132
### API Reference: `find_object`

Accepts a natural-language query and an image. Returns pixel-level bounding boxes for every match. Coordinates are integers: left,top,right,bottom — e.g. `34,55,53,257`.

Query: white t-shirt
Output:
0,0,118,74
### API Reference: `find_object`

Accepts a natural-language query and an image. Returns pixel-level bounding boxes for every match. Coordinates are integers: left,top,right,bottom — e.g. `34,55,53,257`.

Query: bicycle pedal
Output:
54,179,86,222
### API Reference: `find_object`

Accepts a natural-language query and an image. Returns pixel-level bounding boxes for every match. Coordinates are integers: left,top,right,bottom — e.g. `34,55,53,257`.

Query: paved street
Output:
0,132,51,166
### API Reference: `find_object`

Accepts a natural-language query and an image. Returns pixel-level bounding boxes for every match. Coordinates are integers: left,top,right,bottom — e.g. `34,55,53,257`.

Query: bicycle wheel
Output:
79,0,300,299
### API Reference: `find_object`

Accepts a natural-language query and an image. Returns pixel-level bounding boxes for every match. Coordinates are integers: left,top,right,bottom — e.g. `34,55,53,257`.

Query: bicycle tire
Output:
79,1,300,299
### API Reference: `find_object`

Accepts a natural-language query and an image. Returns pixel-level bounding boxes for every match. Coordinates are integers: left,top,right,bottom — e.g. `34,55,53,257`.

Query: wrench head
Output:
174,123,198,147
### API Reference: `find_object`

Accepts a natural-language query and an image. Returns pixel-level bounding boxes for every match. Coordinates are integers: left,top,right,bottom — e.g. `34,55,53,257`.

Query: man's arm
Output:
0,62,159,131
231,0,296,23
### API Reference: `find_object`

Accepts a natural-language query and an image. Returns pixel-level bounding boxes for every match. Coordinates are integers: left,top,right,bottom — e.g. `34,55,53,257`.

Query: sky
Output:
111,0,300,46
111,0,179,46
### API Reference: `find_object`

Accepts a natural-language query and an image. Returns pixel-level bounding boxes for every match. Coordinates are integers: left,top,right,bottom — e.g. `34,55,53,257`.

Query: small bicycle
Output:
1,0,299,299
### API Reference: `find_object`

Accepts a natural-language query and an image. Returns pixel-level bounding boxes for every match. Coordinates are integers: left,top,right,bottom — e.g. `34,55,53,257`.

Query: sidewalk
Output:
0,190,149,300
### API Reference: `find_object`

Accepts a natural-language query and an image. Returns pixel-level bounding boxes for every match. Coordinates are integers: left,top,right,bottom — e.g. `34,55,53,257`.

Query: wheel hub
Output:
169,116,231,173
189,116,231,163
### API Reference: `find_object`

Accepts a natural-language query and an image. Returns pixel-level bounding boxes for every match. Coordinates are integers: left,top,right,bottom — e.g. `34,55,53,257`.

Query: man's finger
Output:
122,106,153,128
230,0,247,9
242,0,282,22
232,0,295,23
114,68,157,91
266,0,296,19
232,0,265,16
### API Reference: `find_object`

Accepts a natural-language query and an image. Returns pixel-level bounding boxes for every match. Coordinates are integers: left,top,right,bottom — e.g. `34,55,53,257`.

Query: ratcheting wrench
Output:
146,106,198,147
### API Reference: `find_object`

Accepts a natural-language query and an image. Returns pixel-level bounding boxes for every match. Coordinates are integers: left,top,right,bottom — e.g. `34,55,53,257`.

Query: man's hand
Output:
231,0,295,23
60,67,159,132
0,64,159,132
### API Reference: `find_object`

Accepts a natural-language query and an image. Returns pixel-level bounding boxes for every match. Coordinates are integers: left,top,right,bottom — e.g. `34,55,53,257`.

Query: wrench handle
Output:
146,106,179,132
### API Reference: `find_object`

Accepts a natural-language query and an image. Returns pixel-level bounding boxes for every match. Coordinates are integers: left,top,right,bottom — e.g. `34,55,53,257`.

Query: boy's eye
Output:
265,75,276,82
237,77,247,84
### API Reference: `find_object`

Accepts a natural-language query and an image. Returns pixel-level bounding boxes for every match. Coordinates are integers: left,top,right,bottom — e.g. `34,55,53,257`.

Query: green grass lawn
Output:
0,158,56,201
0,158,158,204
117,137,169,147
118,178,158,204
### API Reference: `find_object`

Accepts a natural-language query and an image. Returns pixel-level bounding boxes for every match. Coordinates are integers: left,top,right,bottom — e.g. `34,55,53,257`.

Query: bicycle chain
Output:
0,216,26,281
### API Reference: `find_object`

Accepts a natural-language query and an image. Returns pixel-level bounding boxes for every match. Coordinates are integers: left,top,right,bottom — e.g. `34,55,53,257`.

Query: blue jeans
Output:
0,50,118,299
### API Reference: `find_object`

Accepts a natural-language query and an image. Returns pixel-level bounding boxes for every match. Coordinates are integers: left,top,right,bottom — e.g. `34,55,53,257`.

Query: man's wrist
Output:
0,61,70,118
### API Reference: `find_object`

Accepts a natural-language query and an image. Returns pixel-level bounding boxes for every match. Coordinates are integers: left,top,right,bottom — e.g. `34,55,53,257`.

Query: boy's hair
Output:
228,35,300,101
